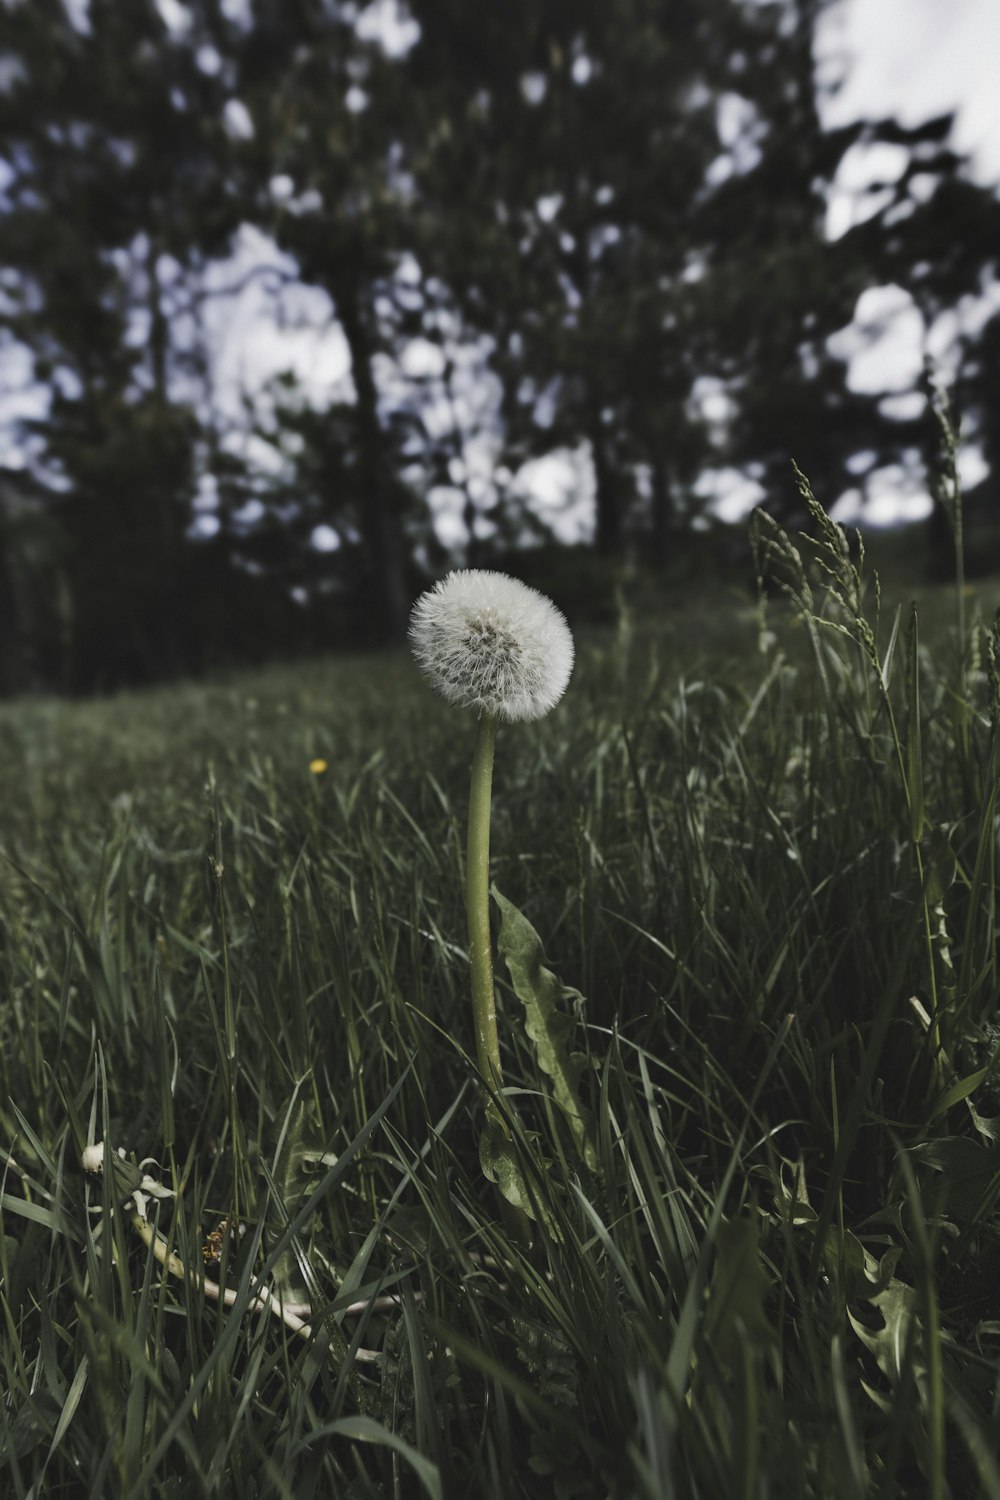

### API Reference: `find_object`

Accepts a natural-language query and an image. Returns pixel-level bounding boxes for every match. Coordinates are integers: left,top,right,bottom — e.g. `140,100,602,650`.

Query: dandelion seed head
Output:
82,1143,105,1174
408,569,574,722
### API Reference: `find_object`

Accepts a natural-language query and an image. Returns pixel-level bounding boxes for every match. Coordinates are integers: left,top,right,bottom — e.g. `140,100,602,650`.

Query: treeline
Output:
0,0,998,693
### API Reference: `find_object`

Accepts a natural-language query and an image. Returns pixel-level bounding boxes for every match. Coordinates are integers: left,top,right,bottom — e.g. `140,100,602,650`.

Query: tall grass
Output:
2,501,1000,1497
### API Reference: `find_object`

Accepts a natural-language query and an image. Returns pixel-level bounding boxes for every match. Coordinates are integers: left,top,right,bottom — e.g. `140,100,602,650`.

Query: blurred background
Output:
1,0,998,695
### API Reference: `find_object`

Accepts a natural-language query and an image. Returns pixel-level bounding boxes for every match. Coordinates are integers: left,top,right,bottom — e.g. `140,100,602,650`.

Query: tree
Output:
208,0,440,641
408,0,1000,550
406,0,736,556
0,0,238,686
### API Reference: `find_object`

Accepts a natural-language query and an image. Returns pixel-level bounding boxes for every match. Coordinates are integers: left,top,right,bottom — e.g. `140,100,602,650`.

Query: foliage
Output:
0,0,240,688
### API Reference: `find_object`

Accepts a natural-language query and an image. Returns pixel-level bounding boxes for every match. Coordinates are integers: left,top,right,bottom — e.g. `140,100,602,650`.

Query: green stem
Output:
467,712,501,1091
466,712,532,1249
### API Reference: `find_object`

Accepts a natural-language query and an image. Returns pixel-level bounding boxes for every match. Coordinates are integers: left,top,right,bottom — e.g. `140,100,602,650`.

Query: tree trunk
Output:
0,518,19,696
590,416,623,557
146,238,180,674
338,279,409,642
650,461,674,565
148,238,169,405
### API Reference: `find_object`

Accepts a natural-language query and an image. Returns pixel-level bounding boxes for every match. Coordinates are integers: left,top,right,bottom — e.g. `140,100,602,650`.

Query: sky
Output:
819,0,1000,188
3,0,1000,542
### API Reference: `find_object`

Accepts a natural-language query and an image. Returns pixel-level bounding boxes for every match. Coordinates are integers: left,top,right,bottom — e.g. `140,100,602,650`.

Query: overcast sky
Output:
819,0,1000,187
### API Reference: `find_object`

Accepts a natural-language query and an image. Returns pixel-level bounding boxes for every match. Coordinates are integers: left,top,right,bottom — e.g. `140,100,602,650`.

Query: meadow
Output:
2,498,1000,1498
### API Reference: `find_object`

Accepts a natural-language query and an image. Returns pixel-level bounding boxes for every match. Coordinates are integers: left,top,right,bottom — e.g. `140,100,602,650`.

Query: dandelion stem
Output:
466,711,533,1248
467,712,502,1092
127,1209,314,1339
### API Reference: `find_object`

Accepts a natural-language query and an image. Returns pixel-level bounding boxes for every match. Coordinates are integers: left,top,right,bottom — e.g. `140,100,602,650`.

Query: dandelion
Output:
81,1143,105,1175
309,758,328,775
409,570,573,1234
409,569,573,723
82,1141,175,1220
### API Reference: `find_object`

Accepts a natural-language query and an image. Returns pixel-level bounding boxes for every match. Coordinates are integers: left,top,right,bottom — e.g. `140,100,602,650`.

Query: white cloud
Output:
695,467,767,524
154,0,191,35
356,0,420,58
513,448,594,544
832,463,935,528
311,524,341,552
399,338,445,379
427,485,467,548
879,392,925,422
818,0,1000,187
222,98,254,141
202,227,352,418
827,284,926,394
825,140,909,240
959,443,989,491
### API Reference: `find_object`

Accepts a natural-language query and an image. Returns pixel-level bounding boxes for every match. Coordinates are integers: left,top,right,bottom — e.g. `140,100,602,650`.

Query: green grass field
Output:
3,505,1000,1498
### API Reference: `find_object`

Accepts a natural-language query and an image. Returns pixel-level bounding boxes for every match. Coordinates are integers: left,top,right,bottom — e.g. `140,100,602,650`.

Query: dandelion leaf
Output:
510,1314,579,1406
508,1316,588,1493
847,1278,918,1384
478,1115,546,1226
492,887,597,1171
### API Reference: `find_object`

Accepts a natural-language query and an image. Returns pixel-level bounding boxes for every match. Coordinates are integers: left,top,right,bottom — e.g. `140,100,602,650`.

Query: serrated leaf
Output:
967,1102,1000,1142
774,1156,817,1224
492,888,597,1170
478,1115,555,1231
847,1279,918,1384
510,1314,579,1406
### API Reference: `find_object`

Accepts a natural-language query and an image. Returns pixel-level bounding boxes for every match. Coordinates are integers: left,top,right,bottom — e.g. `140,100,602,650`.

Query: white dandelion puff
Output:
408,569,574,722
81,1143,105,1174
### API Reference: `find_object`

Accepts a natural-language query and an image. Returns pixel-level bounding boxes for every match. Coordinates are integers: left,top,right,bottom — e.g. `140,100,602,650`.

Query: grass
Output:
3,500,1000,1497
